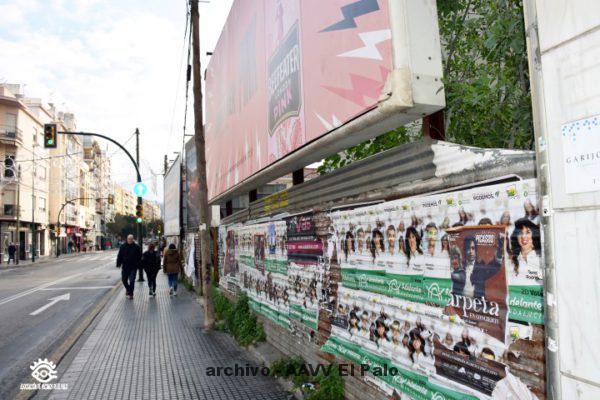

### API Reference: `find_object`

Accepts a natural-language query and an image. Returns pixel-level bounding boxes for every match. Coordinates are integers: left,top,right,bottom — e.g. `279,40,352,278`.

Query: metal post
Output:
191,0,215,329
522,2,560,398
292,169,304,185
31,150,35,263
16,165,20,264
135,128,144,281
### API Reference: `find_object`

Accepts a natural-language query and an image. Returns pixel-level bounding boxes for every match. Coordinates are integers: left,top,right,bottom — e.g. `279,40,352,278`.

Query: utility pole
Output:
135,127,144,281
191,0,214,329
31,149,36,262
15,165,21,264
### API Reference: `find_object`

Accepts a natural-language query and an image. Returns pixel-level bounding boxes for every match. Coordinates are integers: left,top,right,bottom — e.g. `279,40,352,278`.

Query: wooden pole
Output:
191,0,214,329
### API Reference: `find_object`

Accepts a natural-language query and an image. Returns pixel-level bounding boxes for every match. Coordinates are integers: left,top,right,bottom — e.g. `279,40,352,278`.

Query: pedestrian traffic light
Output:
44,123,58,148
107,194,114,205
136,204,143,223
55,227,61,235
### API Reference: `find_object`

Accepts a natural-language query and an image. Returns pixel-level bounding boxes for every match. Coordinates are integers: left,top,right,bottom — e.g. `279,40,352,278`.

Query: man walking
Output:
116,234,142,299
7,243,16,264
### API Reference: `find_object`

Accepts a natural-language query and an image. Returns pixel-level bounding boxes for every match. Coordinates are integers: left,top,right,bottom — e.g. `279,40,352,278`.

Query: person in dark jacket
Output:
7,243,16,264
142,243,161,297
163,243,182,296
116,234,142,299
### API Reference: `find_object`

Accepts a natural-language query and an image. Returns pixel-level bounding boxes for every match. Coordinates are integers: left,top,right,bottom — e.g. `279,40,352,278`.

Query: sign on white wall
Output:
561,115,600,193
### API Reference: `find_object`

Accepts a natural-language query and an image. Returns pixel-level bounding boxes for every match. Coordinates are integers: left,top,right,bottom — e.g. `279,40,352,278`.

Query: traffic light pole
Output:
57,130,144,244
135,128,144,281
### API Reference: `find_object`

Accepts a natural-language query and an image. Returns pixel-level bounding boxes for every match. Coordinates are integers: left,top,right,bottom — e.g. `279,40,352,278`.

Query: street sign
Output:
133,182,147,197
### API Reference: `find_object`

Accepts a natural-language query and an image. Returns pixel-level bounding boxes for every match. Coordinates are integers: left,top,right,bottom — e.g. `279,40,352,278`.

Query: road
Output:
0,251,121,397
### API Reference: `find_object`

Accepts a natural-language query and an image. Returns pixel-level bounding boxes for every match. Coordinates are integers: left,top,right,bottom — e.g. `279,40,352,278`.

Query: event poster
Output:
285,213,323,330
324,179,542,399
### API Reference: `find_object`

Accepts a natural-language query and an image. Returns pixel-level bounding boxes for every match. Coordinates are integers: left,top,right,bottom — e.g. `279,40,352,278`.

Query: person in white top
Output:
404,227,424,273
510,218,543,285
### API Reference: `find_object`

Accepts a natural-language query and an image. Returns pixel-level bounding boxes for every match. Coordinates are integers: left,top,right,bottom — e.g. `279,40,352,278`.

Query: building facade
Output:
0,84,52,261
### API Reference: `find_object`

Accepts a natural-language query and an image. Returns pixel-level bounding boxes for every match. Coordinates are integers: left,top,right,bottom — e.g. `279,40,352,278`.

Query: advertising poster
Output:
285,213,323,330
324,179,543,399
205,0,393,200
184,138,200,229
223,230,237,277
235,222,291,329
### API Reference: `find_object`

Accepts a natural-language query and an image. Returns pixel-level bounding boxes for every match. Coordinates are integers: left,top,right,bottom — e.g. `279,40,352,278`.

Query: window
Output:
37,166,46,180
5,113,17,136
3,190,15,216
4,154,15,178
38,197,46,213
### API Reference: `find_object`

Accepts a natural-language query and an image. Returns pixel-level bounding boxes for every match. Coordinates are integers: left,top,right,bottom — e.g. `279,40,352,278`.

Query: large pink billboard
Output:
205,0,396,201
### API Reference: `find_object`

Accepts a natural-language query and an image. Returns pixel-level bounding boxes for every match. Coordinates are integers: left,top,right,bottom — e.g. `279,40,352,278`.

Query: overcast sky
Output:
0,0,233,202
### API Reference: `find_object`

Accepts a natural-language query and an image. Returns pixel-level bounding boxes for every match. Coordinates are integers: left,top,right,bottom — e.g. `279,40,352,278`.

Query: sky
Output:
0,0,233,203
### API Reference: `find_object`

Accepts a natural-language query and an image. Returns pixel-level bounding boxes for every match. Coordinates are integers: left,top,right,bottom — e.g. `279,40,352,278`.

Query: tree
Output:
106,213,164,240
319,0,532,175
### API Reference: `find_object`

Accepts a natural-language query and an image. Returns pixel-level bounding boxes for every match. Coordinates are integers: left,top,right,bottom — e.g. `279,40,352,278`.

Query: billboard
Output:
163,155,181,236
206,0,444,201
185,138,200,229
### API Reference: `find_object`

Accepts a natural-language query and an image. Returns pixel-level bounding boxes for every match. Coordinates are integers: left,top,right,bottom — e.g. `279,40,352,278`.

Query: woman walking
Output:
162,244,182,296
142,243,161,297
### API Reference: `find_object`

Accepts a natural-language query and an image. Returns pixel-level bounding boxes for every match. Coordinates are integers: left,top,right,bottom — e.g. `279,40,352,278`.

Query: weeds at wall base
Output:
212,287,266,346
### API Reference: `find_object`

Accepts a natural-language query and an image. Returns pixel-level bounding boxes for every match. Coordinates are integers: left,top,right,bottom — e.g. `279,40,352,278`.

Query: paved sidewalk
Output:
47,274,290,400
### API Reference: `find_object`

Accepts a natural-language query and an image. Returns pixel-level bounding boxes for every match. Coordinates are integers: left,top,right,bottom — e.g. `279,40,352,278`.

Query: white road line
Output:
30,293,70,316
40,286,114,290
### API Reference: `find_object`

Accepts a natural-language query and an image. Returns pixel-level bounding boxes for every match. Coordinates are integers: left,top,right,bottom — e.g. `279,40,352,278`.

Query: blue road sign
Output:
133,182,148,197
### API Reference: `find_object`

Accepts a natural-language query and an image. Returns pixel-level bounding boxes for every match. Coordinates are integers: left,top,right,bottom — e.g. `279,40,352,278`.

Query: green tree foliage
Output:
318,0,532,175
106,213,164,240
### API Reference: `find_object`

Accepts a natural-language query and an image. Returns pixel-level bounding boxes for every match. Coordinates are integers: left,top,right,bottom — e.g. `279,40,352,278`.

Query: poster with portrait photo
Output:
223,230,238,277
254,233,266,274
444,226,508,342
285,213,323,329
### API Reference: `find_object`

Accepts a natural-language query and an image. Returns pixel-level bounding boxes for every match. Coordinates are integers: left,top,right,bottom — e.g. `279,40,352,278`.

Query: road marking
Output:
40,286,115,290
30,293,71,316
0,261,113,307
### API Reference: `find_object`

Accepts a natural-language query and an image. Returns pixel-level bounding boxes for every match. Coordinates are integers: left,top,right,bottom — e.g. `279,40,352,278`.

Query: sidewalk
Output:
47,275,290,400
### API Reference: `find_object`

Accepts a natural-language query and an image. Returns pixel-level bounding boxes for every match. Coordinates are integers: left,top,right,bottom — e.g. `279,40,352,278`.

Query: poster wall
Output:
220,179,542,399
323,179,542,399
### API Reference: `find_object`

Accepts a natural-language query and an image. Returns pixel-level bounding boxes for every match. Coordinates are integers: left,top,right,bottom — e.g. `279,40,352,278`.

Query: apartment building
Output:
0,84,51,261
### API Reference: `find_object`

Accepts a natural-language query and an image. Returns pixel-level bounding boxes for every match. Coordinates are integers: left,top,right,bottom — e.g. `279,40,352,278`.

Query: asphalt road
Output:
0,251,122,398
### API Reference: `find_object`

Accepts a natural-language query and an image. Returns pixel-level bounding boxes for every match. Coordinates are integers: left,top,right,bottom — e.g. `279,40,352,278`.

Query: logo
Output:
20,358,68,391
506,185,517,197
30,359,57,383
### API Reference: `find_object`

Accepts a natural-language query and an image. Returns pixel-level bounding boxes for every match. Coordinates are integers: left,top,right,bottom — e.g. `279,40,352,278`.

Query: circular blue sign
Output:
133,182,148,197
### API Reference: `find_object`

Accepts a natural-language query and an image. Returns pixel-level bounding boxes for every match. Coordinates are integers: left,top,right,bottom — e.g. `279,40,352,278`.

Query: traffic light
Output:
55,227,61,235
107,194,114,205
44,123,58,148
135,204,143,223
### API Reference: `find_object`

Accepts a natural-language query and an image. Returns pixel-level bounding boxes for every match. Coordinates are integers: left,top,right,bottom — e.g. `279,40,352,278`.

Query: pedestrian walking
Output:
142,243,161,297
7,243,16,264
116,234,142,299
162,243,181,296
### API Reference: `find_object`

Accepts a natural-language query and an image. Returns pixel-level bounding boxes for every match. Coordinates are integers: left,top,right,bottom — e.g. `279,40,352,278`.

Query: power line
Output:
167,0,192,155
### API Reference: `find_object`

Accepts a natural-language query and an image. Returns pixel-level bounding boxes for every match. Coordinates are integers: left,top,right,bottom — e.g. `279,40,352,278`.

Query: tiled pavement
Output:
48,275,290,400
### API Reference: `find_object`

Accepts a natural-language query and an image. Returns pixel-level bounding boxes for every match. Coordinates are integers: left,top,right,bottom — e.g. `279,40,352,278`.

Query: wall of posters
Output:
220,178,542,399
323,179,542,399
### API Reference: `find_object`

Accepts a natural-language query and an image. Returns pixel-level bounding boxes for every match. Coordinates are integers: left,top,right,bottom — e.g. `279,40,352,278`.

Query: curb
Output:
15,282,121,400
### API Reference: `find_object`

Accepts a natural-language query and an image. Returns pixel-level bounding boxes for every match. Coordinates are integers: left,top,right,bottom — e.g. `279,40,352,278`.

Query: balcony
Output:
0,125,23,144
